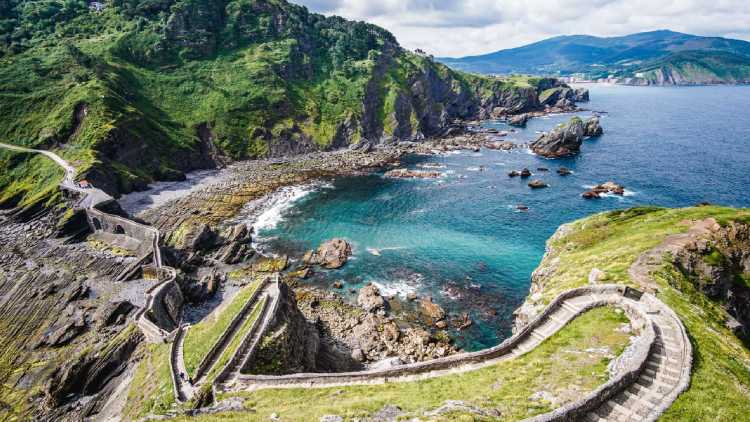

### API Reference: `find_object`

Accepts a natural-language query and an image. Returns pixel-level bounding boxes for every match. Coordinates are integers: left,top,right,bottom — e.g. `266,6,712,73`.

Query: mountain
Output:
0,0,573,211
439,30,750,85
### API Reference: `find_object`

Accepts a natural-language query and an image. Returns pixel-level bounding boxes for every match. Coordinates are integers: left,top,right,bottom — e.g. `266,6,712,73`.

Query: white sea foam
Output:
252,184,321,233
466,166,481,171
370,275,421,299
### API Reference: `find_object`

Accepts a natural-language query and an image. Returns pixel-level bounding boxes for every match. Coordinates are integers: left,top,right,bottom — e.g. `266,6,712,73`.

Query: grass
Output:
176,307,630,421
182,278,263,378
522,205,750,421
123,342,175,418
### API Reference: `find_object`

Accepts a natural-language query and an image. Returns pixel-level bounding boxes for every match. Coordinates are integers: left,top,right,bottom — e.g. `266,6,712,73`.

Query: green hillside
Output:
439,30,750,85
0,0,550,210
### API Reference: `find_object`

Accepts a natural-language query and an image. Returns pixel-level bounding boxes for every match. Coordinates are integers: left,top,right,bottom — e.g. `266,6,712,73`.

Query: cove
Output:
254,84,750,350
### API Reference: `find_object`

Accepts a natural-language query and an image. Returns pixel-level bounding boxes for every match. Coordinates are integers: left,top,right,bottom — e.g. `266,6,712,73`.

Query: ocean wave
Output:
370,275,422,299
252,184,321,233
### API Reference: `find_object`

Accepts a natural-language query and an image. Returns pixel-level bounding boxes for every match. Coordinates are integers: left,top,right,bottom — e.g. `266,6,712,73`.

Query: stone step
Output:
645,361,681,379
584,412,607,422
561,301,580,314
530,329,547,341
644,367,679,384
636,374,674,394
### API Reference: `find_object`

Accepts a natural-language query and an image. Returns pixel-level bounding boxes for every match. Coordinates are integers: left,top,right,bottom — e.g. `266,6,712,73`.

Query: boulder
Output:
304,239,352,269
557,167,572,176
508,113,530,127
520,168,532,178
357,284,386,313
528,179,549,189
508,170,521,178
420,296,446,321
592,181,625,196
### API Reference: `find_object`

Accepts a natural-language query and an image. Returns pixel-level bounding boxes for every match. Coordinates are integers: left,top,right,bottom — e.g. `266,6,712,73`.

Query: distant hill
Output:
439,30,750,85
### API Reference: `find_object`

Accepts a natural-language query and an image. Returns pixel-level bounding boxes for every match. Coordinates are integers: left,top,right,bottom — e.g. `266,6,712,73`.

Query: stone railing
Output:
191,276,271,383
170,324,189,402
214,275,282,389
522,300,656,421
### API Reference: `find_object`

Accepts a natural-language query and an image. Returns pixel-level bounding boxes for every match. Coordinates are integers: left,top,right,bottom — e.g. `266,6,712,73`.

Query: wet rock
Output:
304,239,352,269
419,296,446,321
528,179,549,189
406,292,418,301
516,204,530,212
520,168,532,178
484,141,515,151
582,190,601,199
384,168,441,179
508,170,521,178
357,284,386,313
557,167,572,176
333,281,343,289
508,113,529,127
590,181,625,196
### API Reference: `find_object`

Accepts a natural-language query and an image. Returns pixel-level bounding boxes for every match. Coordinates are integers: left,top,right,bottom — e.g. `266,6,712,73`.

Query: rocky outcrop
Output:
243,282,329,374
304,239,353,270
670,221,750,338
296,287,457,365
357,284,387,313
530,116,603,158
584,116,604,137
582,181,625,199
384,168,442,179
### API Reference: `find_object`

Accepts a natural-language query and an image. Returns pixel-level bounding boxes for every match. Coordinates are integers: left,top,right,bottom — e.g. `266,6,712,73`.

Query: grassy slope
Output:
634,51,750,84
124,298,266,419
182,279,263,377
530,206,750,420
176,307,630,421
0,1,540,211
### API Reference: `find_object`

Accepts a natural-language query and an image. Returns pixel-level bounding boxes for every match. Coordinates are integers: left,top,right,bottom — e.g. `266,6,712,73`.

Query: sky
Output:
295,0,750,57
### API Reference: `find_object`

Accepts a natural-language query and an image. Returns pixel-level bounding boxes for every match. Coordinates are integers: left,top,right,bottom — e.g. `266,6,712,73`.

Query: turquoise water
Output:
256,85,750,350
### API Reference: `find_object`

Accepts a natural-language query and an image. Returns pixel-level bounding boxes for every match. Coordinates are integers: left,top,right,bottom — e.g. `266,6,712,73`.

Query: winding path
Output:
2,142,694,420
170,276,279,402
209,284,690,422
0,143,179,340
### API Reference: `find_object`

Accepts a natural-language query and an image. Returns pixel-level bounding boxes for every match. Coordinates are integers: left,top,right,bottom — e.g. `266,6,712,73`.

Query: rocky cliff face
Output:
670,221,750,338
0,208,148,420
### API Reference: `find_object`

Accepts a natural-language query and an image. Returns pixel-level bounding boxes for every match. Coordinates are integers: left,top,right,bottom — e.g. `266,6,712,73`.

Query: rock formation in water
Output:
530,116,603,158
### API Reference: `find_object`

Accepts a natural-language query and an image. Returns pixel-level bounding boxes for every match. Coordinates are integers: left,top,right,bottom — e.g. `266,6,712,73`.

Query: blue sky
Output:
295,0,750,57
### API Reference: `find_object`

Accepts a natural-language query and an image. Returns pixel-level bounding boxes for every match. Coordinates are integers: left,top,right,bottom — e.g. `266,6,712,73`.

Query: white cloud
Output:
293,0,750,57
